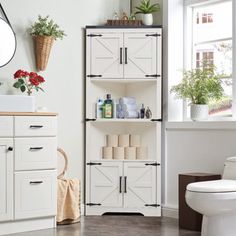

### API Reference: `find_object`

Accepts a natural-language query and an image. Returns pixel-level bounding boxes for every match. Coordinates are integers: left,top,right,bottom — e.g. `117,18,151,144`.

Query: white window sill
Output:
165,118,236,130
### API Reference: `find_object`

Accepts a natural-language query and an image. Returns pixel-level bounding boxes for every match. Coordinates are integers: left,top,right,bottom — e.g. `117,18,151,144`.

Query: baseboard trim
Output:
162,206,179,219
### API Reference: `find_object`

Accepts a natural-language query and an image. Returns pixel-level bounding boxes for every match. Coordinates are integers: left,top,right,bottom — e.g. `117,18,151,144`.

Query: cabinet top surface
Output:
86,25,162,29
0,112,58,116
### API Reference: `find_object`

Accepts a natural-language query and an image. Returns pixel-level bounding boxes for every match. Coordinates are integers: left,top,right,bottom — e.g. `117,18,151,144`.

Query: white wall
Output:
164,123,236,216
0,0,129,186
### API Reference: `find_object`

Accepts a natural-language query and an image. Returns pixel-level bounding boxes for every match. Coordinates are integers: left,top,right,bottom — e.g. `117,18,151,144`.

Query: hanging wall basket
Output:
34,35,54,71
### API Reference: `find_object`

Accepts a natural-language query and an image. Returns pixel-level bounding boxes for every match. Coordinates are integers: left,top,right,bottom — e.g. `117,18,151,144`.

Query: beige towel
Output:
57,178,81,224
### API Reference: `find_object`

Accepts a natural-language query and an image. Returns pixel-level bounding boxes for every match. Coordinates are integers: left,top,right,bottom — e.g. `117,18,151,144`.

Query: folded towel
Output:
121,104,137,112
57,178,80,224
119,97,136,105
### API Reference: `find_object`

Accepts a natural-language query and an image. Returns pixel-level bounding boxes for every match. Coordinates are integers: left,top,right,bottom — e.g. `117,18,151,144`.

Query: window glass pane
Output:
192,1,232,117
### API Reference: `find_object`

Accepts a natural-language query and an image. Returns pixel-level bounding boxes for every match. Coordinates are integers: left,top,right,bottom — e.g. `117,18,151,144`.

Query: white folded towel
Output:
119,97,136,105
124,110,139,118
121,104,137,111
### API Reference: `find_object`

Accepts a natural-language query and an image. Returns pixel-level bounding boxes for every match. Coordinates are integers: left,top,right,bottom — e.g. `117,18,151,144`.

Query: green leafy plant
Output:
170,63,224,105
29,15,66,40
135,0,160,14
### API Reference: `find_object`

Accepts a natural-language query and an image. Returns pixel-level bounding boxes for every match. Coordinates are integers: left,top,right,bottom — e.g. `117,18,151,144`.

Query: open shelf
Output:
86,122,161,162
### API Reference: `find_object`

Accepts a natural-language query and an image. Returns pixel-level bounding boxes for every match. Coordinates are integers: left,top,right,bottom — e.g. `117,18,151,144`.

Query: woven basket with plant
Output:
29,15,66,71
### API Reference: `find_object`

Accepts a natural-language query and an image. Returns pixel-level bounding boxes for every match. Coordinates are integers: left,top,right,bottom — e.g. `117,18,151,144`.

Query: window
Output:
185,0,232,118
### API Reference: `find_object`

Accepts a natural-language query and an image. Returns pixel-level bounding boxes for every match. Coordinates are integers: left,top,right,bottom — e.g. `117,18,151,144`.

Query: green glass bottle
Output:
103,94,113,118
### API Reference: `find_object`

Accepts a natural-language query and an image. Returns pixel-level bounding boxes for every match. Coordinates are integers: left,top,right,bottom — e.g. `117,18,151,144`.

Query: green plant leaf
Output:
13,81,21,89
20,85,26,93
18,78,25,84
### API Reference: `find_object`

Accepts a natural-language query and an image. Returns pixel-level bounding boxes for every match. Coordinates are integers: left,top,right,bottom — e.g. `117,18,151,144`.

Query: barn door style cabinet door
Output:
85,26,162,217
87,30,161,79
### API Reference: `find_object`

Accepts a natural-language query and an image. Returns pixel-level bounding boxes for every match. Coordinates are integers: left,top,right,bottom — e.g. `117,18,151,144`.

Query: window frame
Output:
183,0,233,120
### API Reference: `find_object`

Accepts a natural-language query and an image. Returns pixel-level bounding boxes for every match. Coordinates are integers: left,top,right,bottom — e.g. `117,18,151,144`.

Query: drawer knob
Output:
29,125,43,129
7,147,13,151
30,181,43,185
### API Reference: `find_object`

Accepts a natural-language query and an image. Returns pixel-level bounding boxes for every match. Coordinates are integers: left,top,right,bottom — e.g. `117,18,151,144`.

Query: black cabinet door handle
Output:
30,147,43,151
30,181,43,185
124,176,127,193
29,125,43,129
119,176,122,193
120,48,123,64
124,48,128,64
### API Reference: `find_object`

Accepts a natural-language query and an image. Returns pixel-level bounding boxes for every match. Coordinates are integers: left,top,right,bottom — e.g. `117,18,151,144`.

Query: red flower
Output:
29,72,38,78
14,69,29,79
37,75,45,83
29,77,40,86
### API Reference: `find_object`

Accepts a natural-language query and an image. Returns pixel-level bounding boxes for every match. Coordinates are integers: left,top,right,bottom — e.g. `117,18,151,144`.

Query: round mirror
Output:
0,17,16,67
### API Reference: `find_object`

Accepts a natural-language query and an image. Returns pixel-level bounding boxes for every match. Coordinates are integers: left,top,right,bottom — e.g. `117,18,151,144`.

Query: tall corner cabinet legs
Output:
85,26,162,217
0,113,57,235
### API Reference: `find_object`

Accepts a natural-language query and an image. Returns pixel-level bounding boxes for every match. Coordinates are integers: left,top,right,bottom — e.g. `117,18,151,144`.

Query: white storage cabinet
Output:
0,113,57,235
85,26,162,217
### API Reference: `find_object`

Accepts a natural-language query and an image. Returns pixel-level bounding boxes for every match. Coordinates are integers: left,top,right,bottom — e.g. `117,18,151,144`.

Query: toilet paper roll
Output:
125,147,136,160
118,134,130,147
136,146,148,160
102,147,113,159
113,147,125,160
130,135,141,147
106,134,118,147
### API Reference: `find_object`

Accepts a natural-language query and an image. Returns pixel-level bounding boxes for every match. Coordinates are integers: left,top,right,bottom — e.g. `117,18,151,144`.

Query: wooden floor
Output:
10,216,201,236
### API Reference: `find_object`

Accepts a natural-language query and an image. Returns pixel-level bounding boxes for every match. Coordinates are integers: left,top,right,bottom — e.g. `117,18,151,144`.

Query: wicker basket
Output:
34,35,54,71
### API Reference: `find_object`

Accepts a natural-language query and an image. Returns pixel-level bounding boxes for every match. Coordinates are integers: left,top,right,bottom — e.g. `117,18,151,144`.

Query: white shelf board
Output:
89,78,158,83
88,159,159,162
93,118,156,123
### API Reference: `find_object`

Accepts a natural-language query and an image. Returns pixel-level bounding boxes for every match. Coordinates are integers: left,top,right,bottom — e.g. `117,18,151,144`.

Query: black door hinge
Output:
87,34,103,37
145,163,160,166
145,204,160,207
151,119,162,122
86,203,102,206
87,162,102,166
145,74,161,78
145,33,161,37
85,118,96,122
87,75,102,78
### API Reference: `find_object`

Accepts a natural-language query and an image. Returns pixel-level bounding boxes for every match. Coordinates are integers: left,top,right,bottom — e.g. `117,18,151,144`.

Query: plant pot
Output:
142,14,153,26
34,35,54,71
190,104,209,121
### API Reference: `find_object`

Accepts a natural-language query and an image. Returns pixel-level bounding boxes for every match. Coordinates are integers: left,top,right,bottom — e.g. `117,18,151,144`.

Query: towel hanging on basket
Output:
57,147,81,225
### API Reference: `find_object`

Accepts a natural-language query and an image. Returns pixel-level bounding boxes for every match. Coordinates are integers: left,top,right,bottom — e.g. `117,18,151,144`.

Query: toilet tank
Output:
222,157,236,180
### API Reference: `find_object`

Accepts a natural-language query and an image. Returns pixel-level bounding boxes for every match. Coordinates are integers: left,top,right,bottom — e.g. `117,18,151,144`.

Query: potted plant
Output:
29,15,66,71
171,63,224,121
135,0,160,26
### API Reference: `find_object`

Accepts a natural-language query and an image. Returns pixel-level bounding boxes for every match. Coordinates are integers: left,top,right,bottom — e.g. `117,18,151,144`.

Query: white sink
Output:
0,95,35,112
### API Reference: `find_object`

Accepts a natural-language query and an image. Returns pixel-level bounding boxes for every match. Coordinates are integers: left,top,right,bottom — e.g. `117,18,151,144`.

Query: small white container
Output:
102,147,113,159
113,147,125,160
125,147,136,160
190,104,209,121
106,135,118,147
142,14,153,26
118,134,130,147
136,146,148,160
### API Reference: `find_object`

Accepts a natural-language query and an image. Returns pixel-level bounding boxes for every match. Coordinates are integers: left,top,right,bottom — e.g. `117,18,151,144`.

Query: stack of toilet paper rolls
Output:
102,134,148,160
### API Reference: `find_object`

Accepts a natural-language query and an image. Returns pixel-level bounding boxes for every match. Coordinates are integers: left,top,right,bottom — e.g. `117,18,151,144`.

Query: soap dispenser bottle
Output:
103,94,113,118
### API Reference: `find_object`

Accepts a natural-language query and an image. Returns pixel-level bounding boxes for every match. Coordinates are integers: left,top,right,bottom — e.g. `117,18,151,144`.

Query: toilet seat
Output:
187,180,236,193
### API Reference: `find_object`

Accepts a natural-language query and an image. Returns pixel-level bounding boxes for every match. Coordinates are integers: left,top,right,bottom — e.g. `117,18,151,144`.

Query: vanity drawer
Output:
15,170,57,220
0,116,13,137
15,137,57,171
14,116,57,137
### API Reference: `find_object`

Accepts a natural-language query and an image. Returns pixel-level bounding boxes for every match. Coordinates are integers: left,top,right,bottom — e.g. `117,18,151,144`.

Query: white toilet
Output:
185,157,236,236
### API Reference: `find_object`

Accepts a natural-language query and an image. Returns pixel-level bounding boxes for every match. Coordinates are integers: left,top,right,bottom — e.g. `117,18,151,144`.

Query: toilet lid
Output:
187,180,236,193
